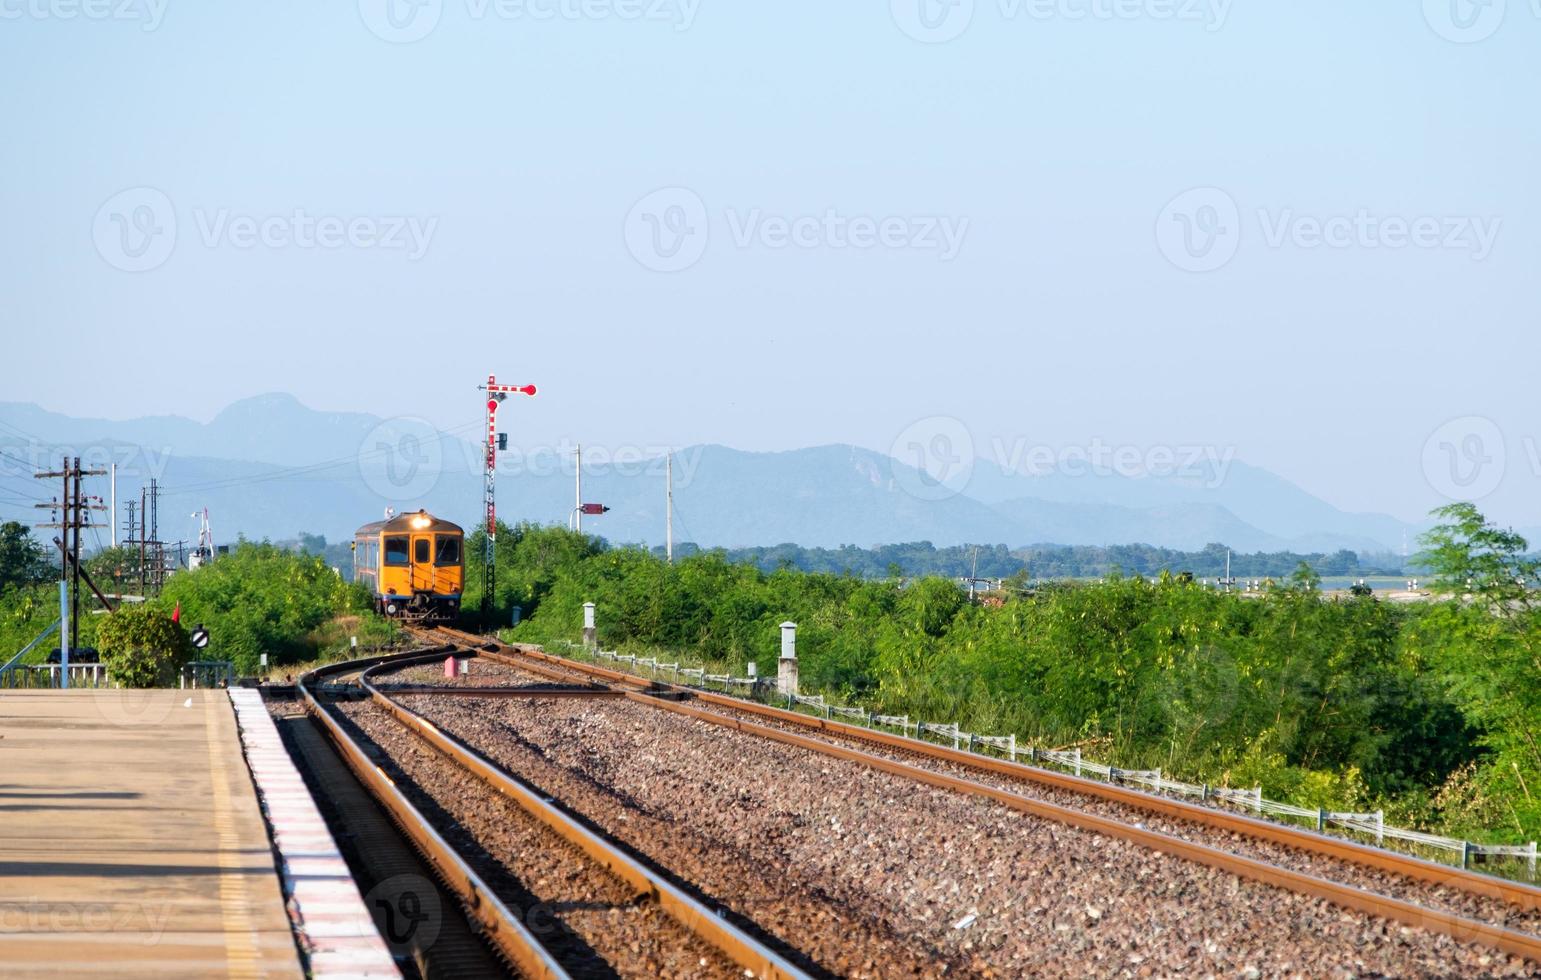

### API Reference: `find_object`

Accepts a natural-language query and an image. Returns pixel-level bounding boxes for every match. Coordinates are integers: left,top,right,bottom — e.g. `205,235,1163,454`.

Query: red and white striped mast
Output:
478,374,536,625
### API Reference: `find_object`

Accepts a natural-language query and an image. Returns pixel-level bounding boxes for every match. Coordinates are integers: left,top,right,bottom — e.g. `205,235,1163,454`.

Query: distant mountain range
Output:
0,394,1434,555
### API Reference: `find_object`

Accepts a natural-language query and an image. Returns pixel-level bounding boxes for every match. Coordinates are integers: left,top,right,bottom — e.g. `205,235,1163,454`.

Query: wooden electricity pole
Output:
35,457,107,650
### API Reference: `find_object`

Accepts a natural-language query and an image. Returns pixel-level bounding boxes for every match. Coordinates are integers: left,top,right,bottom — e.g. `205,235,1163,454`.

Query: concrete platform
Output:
0,689,304,978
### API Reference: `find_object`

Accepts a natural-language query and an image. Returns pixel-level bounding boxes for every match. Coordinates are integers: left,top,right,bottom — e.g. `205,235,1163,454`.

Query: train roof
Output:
355,510,464,536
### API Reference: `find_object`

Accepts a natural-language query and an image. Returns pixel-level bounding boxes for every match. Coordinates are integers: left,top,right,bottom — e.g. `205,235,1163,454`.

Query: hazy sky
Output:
1,2,1536,526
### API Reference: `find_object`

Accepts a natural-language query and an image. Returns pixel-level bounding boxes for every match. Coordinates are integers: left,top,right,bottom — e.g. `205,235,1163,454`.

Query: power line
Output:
0,417,47,443
157,418,485,497
0,455,54,500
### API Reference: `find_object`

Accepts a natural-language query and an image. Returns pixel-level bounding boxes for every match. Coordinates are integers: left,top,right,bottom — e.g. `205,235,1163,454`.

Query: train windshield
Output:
435,536,461,566
384,535,409,565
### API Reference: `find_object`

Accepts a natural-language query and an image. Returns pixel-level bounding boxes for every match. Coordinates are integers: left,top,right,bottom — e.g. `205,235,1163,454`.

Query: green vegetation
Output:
156,541,395,675
0,521,78,663
0,521,52,593
664,540,1404,580
474,508,1541,845
96,605,192,687
0,527,395,680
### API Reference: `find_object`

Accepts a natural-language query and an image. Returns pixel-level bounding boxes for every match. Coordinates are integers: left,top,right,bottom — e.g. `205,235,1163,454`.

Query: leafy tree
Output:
669,538,1403,580
96,605,192,687
1416,502,1538,612
1287,561,1321,592
0,521,51,593
157,541,375,673
85,545,143,593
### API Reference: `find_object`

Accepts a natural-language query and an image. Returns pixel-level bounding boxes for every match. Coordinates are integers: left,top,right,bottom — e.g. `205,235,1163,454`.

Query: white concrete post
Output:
777,621,798,696
582,602,597,649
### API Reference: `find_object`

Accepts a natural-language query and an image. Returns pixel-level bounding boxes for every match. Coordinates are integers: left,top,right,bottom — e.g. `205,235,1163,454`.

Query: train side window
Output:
414,538,430,564
435,536,461,566
384,536,409,566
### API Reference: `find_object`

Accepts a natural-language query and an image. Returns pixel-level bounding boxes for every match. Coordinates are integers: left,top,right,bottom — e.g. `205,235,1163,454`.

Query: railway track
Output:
267,692,511,979
299,647,812,980
409,625,1541,969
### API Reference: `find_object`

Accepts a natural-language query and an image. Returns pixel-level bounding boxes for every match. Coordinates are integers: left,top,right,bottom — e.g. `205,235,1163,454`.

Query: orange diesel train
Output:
353,510,464,621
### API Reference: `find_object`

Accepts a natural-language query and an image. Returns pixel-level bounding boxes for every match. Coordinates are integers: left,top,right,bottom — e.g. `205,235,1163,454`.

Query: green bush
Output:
470,513,1541,844
157,541,380,674
96,605,192,687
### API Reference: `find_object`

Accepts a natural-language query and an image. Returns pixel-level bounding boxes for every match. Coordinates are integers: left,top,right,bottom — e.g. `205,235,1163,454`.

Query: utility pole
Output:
71,460,82,646
665,451,673,564
33,457,107,652
138,487,147,596
149,479,162,594
122,499,138,596
574,444,583,534
477,374,537,626
110,462,117,548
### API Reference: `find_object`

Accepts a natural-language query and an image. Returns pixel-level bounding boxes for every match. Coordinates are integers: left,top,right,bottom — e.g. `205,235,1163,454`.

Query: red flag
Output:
172,602,181,624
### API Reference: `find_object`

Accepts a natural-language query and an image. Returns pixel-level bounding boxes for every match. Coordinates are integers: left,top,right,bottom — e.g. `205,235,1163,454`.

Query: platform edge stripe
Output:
227,689,401,979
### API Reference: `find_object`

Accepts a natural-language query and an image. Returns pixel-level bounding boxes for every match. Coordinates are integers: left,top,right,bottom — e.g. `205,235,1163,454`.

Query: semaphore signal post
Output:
477,374,537,625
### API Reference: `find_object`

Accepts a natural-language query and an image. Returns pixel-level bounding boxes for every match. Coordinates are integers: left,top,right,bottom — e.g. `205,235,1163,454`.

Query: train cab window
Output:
435,536,461,566
414,538,430,564
384,536,409,566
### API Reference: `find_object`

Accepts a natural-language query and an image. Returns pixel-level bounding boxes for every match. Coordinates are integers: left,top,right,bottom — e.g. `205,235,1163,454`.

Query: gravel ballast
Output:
407,645,1541,939
400,691,1539,978
330,699,744,979
678,694,1541,940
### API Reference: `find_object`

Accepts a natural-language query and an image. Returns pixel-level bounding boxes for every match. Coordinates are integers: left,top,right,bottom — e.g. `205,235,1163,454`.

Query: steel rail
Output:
355,655,815,980
373,684,626,699
677,687,1541,909
617,687,1541,963
362,653,819,980
423,628,1541,942
298,650,572,980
